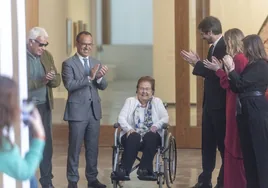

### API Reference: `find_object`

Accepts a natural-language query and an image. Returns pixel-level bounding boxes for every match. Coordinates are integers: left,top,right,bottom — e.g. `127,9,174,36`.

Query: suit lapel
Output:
73,54,85,76
213,37,224,56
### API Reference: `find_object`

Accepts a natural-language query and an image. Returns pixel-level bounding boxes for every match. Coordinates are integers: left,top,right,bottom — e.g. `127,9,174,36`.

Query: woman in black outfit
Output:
223,34,268,188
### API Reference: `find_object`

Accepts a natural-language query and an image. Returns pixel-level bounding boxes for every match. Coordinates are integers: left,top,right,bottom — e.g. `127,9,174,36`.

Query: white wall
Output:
211,0,268,35
110,0,153,44
39,0,91,78
153,0,175,103
39,0,67,75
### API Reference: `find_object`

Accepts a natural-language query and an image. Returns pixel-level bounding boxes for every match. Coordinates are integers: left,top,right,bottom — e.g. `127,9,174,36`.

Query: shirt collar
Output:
76,52,89,61
212,35,223,47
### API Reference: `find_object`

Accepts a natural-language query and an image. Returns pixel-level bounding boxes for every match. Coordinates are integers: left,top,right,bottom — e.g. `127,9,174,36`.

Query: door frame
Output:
25,0,39,32
175,0,210,148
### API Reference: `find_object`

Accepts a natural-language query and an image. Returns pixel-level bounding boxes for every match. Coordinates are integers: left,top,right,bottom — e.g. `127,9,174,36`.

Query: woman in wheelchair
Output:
116,76,169,180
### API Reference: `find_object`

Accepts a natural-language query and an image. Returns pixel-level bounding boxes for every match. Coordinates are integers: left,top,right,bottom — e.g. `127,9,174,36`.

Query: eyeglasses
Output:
33,39,49,47
138,87,152,92
78,42,94,48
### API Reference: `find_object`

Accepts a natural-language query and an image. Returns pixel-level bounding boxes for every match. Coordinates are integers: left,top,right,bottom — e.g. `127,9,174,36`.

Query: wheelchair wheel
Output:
158,175,163,188
111,146,122,187
164,136,177,188
112,147,117,175
169,136,177,182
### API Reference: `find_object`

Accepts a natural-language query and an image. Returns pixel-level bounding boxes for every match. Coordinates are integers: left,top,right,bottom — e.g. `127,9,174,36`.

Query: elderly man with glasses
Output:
27,27,61,188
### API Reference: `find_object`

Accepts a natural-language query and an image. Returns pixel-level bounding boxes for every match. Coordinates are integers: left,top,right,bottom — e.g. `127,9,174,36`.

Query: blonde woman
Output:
203,28,247,188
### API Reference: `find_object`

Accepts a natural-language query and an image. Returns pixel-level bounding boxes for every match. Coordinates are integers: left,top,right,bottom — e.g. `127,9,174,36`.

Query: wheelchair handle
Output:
162,123,170,129
113,123,120,128
163,102,168,109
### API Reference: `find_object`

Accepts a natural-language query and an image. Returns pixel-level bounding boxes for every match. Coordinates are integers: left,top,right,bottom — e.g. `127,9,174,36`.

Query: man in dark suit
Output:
62,31,108,188
180,16,226,188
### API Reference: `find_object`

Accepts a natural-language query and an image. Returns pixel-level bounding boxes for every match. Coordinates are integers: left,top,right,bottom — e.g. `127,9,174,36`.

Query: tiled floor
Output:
36,146,222,188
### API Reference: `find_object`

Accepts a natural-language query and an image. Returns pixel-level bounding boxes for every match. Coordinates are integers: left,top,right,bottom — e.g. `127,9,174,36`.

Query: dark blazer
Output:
62,54,108,121
192,37,227,109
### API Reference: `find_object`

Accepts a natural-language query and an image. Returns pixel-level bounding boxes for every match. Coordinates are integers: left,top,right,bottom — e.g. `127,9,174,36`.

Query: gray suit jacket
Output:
62,54,108,121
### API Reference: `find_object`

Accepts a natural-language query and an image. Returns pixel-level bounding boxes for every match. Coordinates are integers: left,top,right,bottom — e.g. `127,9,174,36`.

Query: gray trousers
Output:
66,105,100,183
36,103,53,186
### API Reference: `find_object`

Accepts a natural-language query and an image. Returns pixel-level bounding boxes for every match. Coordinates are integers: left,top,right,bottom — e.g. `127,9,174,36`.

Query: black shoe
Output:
88,179,106,188
114,167,130,181
137,168,149,176
214,184,223,188
191,182,212,188
137,168,156,176
42,184,55,188
137,169,157,181
68,181,77,188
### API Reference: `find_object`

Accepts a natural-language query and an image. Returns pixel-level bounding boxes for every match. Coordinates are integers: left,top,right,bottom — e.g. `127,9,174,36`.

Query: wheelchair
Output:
110,105,177,188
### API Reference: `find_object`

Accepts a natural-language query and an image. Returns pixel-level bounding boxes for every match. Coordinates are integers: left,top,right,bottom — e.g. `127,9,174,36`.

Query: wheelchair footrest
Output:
111,172,130,181
137,175,157,181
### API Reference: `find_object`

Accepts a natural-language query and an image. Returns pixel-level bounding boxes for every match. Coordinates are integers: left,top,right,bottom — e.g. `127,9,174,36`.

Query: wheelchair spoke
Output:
111,121,177,187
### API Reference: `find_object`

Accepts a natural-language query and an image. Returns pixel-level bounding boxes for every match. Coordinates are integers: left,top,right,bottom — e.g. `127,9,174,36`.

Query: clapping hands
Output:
222,55,235,72
180,50,200,66
203,56,223,71
90,64,108,80
96,65,108,79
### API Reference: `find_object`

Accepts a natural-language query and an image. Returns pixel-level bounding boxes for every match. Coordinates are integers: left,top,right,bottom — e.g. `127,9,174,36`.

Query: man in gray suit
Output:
62,31,108,188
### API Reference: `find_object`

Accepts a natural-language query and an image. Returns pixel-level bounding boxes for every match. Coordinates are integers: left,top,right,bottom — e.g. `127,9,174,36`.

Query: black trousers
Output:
36,103,53,186
121,131,161,174
237,97,268,188
198,107,226,186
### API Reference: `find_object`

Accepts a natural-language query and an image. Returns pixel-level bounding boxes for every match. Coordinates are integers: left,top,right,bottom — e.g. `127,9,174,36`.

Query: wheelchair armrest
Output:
162,123,170,129
114,123,120,128
163,102,168,109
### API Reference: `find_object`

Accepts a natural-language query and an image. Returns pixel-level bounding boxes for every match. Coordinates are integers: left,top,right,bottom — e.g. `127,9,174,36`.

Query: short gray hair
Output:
27,27,48,43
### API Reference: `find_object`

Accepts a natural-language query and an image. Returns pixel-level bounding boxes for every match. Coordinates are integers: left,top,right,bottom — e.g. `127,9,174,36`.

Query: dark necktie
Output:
83,58,93,100
83,58,90,76
207,44,214,61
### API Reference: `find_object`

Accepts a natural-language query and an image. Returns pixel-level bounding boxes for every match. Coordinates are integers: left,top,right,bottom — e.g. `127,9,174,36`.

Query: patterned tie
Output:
207,44,214,61
83,58,90,76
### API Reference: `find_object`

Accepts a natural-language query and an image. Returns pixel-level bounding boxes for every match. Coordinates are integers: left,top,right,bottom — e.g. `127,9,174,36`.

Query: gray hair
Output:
27,27,48,43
